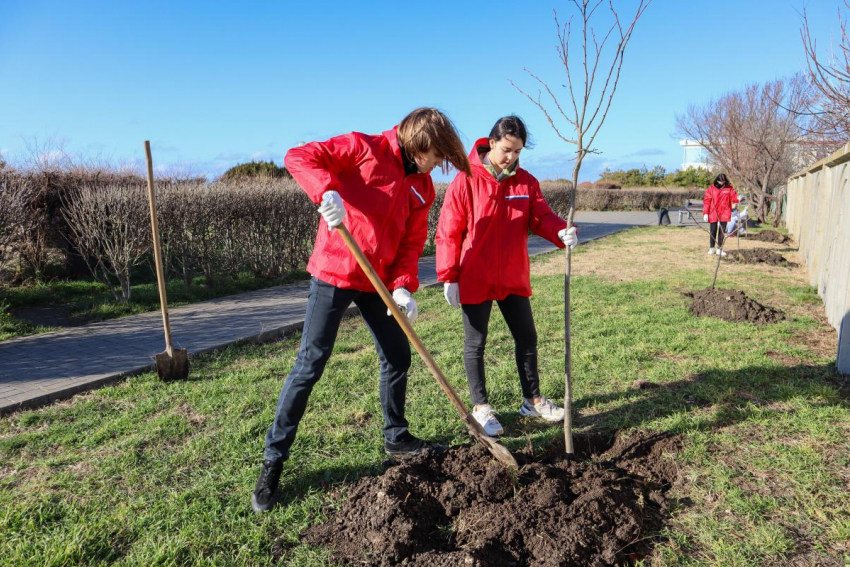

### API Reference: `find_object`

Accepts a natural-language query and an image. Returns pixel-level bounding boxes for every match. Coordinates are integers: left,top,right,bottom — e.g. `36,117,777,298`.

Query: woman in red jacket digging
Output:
252,108,470,513
435,116,577,437
702,173,740,257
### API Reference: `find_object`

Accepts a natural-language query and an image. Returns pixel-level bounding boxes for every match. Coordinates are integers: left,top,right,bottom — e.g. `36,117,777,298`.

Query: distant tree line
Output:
597,166,716,188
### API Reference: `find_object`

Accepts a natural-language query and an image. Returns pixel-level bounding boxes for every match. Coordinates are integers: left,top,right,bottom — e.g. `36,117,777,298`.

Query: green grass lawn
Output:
0,270,309,342
1,227,848,566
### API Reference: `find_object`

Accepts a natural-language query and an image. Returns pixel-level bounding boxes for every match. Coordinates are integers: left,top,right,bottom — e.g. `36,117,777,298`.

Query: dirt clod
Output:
687,288,784,325
301,431,681,567
726,248,795,266
746,230,789,244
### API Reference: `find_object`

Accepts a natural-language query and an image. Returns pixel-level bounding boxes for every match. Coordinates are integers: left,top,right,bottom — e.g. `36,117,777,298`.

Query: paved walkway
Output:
0,211,657,414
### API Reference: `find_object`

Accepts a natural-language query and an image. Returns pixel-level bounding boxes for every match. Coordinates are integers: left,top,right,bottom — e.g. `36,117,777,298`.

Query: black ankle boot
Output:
251,459,283,512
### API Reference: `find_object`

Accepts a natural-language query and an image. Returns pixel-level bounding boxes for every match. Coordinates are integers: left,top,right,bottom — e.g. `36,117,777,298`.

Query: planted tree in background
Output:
511,0,651,455
674,74,825,226
801,1,850,142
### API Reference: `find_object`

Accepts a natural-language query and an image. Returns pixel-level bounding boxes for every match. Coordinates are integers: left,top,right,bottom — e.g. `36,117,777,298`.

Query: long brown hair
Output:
397,107,471,175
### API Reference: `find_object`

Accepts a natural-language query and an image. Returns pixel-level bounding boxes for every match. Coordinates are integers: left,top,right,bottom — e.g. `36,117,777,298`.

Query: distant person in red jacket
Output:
435,115,577,437
252,108,470,513
702,173,740,257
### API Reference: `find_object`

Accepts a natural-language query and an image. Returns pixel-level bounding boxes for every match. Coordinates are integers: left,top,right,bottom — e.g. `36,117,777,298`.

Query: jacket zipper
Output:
374,170,421,286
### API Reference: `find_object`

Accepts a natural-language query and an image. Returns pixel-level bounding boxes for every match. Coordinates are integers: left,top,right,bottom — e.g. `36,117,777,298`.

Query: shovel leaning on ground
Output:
144,141,189,381
334,224,518,470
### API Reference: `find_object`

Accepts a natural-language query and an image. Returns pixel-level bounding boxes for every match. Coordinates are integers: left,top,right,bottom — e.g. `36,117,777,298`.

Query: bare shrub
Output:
427,184,448,253
0,175,34,273
219,178,317,279
158,178,317,286
594,180,621,190
61,184,150,300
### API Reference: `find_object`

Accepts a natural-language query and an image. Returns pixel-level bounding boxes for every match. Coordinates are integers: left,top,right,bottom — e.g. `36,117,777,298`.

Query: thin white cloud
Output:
248,150,280,162
624,148,665,158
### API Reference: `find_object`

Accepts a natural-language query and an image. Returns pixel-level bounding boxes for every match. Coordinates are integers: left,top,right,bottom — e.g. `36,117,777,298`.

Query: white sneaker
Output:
472,404,504,436
708,248,716,255
717,249,727,257
519,397,565,422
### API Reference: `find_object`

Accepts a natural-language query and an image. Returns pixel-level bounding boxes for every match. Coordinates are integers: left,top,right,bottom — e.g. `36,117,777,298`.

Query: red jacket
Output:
436,139,567,304
284,127,434,293
702,184,740,223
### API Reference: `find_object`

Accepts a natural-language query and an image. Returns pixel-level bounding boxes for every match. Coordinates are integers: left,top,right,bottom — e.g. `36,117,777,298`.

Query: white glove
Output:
388,287,418,323
557,226,578,249
703,214,709,223
443,282,460,308
317,190,346,230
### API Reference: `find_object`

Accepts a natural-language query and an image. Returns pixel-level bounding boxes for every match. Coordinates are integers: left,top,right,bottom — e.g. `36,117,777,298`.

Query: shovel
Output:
335,224,518,470
144,141,189,381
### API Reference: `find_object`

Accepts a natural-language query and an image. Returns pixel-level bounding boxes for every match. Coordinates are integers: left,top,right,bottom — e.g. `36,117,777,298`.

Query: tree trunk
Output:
772,188,785,227
564,156,581,457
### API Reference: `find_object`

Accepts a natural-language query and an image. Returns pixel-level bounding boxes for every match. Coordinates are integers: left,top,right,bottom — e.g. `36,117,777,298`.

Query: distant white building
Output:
679,139,711,170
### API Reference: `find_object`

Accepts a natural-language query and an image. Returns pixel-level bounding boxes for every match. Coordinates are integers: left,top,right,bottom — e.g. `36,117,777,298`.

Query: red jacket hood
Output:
469,138,494,172
469,138,489,167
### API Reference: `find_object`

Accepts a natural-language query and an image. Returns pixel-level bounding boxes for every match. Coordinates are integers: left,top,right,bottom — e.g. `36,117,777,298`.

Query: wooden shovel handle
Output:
336,225,471,419
144,141,173,355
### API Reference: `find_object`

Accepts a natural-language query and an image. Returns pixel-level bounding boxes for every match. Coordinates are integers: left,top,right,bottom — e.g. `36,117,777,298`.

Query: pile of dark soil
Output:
726,248,796,267
686,288,784,325
300,431,681,567
747,230,789,244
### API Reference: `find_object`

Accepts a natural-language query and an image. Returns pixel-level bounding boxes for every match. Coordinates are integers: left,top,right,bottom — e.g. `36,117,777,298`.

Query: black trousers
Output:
709,222,727,249
461,294,541,406
263,278,411,462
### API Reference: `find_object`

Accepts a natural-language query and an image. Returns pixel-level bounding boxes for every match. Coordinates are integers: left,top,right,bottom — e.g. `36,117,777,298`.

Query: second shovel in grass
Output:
144,141,189,381
334,223,518,470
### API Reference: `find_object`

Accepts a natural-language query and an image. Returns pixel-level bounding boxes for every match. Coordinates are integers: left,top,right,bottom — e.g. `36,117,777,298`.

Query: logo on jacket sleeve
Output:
410,185,426,204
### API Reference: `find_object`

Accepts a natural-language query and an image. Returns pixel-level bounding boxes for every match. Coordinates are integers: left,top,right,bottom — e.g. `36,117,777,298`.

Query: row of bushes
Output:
0,171,318,298
536,181,703,213
1,171,701,296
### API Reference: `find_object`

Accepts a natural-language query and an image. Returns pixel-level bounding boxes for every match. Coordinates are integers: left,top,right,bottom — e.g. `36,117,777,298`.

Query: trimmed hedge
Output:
1,172,702,289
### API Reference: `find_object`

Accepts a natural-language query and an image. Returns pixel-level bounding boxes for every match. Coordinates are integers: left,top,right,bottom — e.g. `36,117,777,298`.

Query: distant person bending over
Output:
252,108,471,513
726,200,748,238
436,115,578,437
702,173,739,256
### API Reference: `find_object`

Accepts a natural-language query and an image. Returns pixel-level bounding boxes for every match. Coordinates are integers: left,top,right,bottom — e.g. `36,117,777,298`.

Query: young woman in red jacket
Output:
702,173,740,256
435,116,577,437
252,108,470,513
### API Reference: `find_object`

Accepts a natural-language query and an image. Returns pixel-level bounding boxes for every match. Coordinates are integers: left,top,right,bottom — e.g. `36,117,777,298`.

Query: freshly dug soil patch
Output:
687,288,784,325
726,248,796,267
747,230,789,244
301,430,680,567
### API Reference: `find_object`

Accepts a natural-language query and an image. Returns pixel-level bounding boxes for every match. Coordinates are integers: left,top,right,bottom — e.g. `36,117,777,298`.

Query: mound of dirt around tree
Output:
687,288,784,325
301,431,680,567
747,230,788,244
726,248,796,266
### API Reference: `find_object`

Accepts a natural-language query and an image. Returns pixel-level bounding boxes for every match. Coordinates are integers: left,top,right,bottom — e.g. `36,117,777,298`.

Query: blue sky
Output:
0,0,839,182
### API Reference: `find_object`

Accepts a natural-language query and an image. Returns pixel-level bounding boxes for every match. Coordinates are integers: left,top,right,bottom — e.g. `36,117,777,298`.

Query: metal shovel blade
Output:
155,348,189,381
463,413,519,469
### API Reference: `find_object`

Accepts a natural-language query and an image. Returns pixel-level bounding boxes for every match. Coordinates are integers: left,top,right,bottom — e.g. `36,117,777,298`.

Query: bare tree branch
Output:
510,0,652,457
